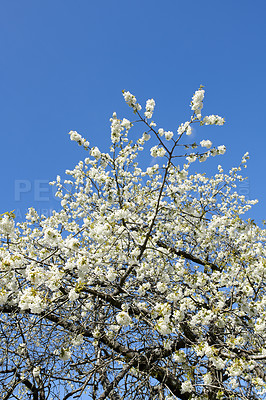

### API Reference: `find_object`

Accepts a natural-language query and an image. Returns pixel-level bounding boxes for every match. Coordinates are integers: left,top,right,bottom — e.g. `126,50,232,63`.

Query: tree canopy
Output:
0,88,266,400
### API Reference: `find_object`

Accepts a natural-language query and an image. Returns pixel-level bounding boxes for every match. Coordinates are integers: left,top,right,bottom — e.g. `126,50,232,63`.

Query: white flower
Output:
59,347,71,361
121,118,131,130
123,91,136,106
116,311,132,326
144,99,155,119
186,153,197,163
123,91,141,111
181,380,193,393
203,373,212,385
19,289,44,314
217,145,226,154
156,318,172,335
202,115,225,125
65,237,79,251
43,228,61,247
69,130,82,142
192,89,204,104
255,319,266,333
106,268,116,282
68,131,89,148
199,153,209,162
178,121,191,136
143,132,151,141
173,350,186,363
157,147,166,157
200,139,212,149
191,88,205,116
230,378,239,389
69,288,79,301
186,125,192,136
0,290,8,306
92,329,101,338
110,113,123,143
90,146,101,160
158,128,164,136
157,282,167,293
164,131,173,141
150,146,166,157
72,334,84,346
0,216,14,235
211,357,226,370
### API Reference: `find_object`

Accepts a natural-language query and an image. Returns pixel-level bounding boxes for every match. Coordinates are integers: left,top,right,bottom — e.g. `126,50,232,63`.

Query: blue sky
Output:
1,0,266,224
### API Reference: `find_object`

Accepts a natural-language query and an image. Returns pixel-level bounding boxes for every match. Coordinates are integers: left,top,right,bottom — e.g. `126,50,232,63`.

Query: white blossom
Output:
116,311,132,326
121,118,131,130
191,88,205,117
90,146,101,160
181,380,193,393
203,115,225,125
144,99,155,119
59,348,71,361
200,139,212,149
203,373,212,385
0,216,14,235
69,130,89,148
164,131,173,140
123,91,141,111
69,288,79,301
150,146,166,157
69,130,82,142
217,145,226,154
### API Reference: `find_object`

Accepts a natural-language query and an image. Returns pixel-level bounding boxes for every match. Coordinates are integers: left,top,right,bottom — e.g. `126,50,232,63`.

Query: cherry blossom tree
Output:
0,87,266,400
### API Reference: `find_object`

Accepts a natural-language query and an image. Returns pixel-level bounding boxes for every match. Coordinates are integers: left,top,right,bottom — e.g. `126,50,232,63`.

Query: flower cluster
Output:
177,121,192,136
68,130,89,148
200,139,212,149
150,145,166,157
144,98,155,119
116,311,132,326
122,90,141,111
191,88,205,118
202,115,225,125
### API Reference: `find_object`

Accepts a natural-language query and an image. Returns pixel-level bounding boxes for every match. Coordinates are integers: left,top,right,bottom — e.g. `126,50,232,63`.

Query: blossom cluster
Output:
191,88,205,118
144,99,155,119
68,130,89,149
122,90,141,111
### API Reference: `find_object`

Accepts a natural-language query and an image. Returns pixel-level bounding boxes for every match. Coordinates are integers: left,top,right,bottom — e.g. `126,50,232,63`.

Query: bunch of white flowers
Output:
0,216,14,235
181,380,193,393
164,131,174,140
121,118,131,130
123,90,141,111
144,98,155,119
110,112,123,143
202,115,225,125
191,88,205,117
150,145,166,157
200,139,212,149
69,130,89,148
116,311,132,326
177,121,192,136
90,146,101,160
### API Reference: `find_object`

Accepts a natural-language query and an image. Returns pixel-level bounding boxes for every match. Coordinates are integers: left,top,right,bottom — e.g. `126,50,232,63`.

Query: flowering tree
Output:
0,87,266,400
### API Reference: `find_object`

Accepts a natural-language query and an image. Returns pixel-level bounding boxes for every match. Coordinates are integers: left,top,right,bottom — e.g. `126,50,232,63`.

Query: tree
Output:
0,87,265,400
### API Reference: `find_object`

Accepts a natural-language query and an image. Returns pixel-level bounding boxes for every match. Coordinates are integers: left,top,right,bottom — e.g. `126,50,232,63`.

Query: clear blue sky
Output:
1,0,266,224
